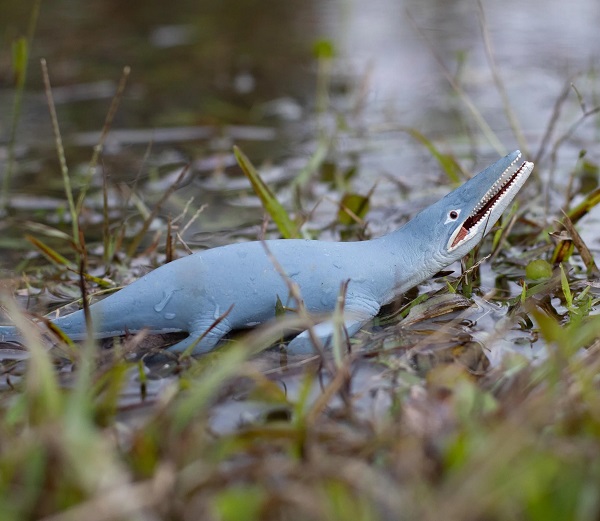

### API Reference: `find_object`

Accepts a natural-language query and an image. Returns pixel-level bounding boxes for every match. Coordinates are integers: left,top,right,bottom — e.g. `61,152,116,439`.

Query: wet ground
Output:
1,0,600,420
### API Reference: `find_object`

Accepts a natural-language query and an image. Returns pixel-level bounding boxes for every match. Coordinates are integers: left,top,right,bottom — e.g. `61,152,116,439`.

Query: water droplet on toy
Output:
154,291,173,312
164,312,176,320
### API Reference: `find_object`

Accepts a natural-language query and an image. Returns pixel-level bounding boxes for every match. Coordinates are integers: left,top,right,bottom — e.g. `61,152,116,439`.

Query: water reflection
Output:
321,0,600,136
1,0,598,158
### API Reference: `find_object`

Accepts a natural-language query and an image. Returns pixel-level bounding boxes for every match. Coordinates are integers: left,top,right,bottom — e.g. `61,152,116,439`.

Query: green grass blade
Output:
172,344,251,431
26,235,75,268
234,146,298,238
41,58,80,249
25,235,114,288
291,137,330,187
11,37,28,86
559,263,573,309
2,0,41,210
2,296,62,423
567,187,600,224
404,129,465,184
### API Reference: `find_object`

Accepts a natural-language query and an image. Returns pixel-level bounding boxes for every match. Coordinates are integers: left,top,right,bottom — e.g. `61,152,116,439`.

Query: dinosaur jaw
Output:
447,153,534,252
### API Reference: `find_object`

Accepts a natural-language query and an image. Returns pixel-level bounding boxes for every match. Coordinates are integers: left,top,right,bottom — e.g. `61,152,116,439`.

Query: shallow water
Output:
1,1,599,417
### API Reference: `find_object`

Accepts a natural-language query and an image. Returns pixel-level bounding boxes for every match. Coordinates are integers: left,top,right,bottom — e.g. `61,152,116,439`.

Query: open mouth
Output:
449,155,532,250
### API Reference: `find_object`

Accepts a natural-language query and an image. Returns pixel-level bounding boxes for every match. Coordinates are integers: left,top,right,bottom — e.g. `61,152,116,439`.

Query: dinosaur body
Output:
0,151,533,353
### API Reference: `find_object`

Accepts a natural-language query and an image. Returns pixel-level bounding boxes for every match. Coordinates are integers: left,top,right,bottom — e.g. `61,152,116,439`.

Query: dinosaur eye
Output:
444,209,461,224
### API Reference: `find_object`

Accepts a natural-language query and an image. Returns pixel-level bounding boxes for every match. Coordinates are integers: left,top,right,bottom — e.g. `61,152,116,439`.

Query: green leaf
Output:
233,146,298,239
337,192,370,225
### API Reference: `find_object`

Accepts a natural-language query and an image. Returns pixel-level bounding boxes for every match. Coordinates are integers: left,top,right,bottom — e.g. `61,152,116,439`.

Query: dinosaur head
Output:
442,150,533,259
408,150,534,264
379,150,533,297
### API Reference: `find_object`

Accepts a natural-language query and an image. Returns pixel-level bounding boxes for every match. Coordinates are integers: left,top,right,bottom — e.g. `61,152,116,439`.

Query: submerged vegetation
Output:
2,3,600,520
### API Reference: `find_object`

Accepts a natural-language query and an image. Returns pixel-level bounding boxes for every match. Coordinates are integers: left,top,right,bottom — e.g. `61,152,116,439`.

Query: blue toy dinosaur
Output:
0,150,533,353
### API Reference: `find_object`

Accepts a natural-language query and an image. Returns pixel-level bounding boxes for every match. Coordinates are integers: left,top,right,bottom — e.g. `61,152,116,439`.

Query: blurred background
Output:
0,0,599,256
1,0,597,130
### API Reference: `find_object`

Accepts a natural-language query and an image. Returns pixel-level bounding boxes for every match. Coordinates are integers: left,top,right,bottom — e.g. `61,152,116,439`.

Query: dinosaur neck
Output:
372,218,448,297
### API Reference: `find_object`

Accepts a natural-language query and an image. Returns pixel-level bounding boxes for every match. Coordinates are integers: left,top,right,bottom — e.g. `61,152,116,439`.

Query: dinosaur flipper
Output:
166,317,233,354
286,298,380,354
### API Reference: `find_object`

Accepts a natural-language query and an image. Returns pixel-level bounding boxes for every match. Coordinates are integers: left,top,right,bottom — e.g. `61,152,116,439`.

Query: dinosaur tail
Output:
0,309,90,345
0,269,187,346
